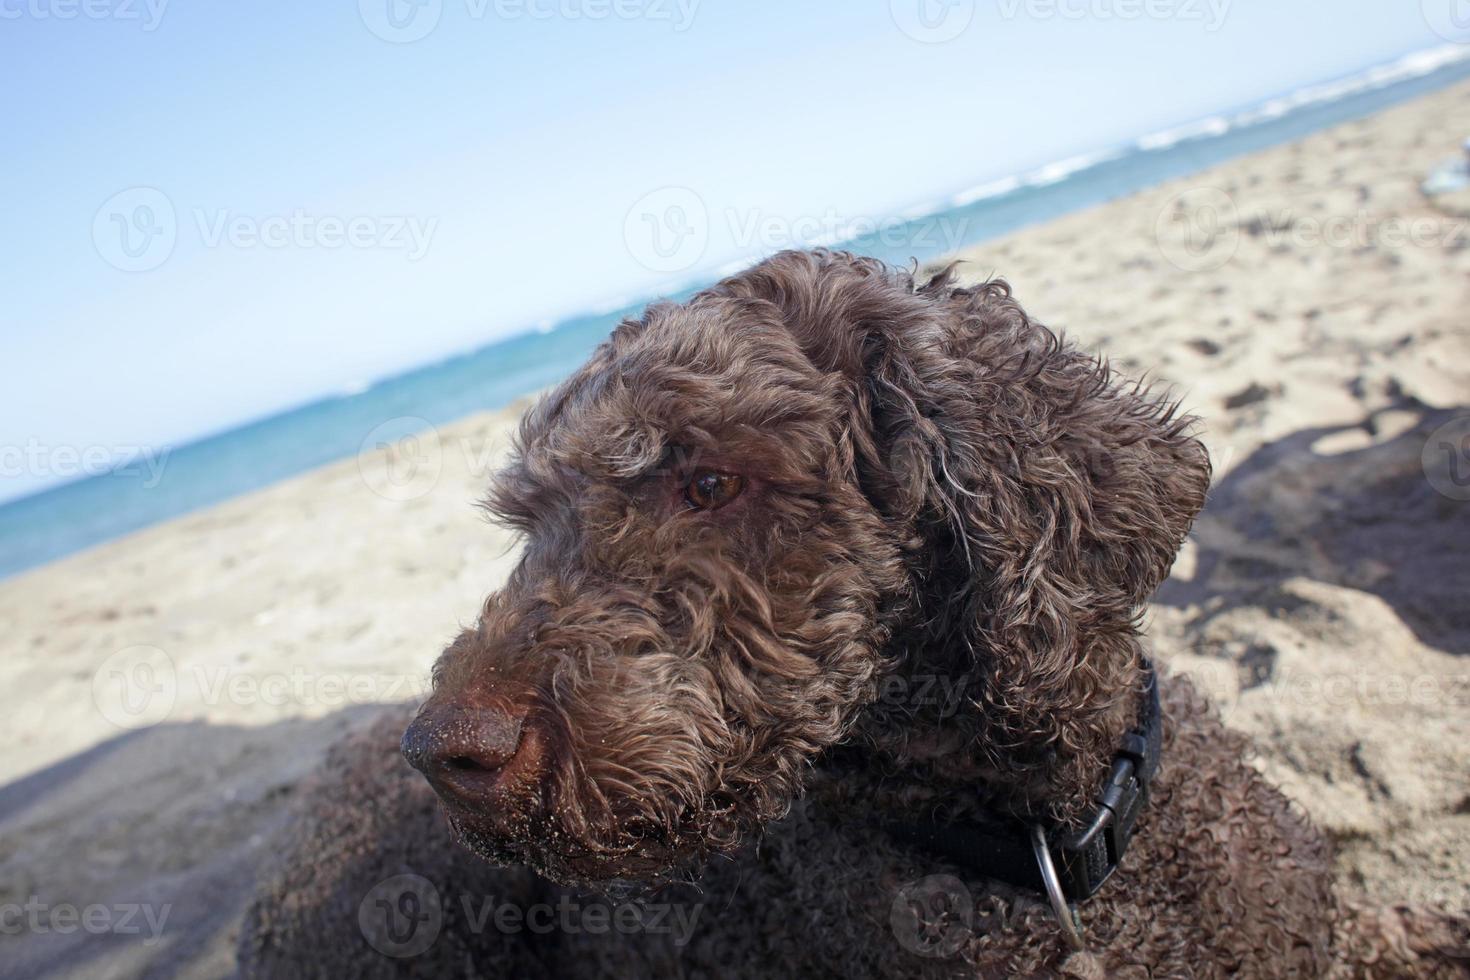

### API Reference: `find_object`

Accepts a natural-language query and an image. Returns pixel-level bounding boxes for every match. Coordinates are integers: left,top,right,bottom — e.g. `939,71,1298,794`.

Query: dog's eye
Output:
684,471,744,511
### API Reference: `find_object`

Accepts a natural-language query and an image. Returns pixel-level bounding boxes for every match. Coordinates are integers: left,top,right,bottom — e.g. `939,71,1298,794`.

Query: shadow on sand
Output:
0,705,403,980
1157,404,1470,656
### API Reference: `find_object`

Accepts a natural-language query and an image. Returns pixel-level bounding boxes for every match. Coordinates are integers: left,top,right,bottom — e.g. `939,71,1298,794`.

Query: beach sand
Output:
3,80,1468,978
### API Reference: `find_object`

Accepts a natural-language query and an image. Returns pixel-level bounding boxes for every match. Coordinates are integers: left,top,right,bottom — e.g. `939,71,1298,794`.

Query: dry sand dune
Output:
2,80,1468,978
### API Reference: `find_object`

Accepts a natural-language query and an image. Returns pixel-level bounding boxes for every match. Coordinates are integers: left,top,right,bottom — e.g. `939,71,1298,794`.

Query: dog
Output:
239,249,1468,978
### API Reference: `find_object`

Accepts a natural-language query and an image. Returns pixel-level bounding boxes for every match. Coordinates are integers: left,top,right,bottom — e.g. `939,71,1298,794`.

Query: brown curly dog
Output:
239,250,1469,978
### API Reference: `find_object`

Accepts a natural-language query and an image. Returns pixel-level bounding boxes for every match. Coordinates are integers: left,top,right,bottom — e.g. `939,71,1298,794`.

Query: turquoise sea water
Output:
5,46,1469,582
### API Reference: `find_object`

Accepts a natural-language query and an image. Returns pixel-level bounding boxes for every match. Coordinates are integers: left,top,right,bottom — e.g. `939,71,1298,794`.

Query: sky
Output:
1,0,1461,503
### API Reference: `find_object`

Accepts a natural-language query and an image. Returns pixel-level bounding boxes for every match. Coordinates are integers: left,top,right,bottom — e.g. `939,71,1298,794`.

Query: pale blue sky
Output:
0,1,1458,502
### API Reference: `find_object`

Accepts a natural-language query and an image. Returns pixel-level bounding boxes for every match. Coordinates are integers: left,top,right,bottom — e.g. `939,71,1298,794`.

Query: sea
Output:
4,44,1469,582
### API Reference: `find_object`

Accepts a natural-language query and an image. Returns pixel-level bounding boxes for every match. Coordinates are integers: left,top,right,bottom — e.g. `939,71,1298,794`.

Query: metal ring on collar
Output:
1030,823,1086,952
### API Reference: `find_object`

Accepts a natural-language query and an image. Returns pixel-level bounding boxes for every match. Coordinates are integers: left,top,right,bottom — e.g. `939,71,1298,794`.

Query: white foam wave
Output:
947,148,1123,209
1024,149,1124,187
951,175,1023,207
1134,47,1470,150
1136,115,1230,152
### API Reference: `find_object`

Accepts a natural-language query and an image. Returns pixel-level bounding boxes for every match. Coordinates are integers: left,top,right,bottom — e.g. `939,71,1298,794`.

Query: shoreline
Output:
8,45,1470,586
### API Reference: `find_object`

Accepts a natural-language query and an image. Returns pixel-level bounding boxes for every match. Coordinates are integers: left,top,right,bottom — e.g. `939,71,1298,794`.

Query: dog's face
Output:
401,250,1209,883
402,293,909,884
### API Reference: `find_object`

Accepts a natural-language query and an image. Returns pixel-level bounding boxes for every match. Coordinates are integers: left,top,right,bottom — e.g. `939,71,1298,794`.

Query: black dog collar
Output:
893,660,1163,909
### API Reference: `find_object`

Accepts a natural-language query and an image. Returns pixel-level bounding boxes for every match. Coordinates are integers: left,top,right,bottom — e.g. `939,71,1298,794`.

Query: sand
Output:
3,80,1468,979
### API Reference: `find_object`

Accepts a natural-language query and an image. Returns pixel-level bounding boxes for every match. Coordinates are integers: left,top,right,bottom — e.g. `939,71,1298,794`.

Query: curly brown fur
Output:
1330,902,1470,979
241,677,1346,978
239,250,1469,978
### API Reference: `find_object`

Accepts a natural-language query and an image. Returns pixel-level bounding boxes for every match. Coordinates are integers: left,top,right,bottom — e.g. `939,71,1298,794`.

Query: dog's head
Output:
402,250,1209,885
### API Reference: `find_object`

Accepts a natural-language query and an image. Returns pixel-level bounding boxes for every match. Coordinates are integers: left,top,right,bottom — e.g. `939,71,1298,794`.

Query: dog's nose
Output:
401,700,535,804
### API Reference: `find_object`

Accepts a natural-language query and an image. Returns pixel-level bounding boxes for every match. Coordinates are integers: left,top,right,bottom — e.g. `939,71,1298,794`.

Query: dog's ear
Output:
719,249,1212,825
712,250,958,521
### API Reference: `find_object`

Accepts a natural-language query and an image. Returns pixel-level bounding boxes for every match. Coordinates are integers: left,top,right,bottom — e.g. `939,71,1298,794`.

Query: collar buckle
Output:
1053,754,1146,900
1053,663,1162,901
